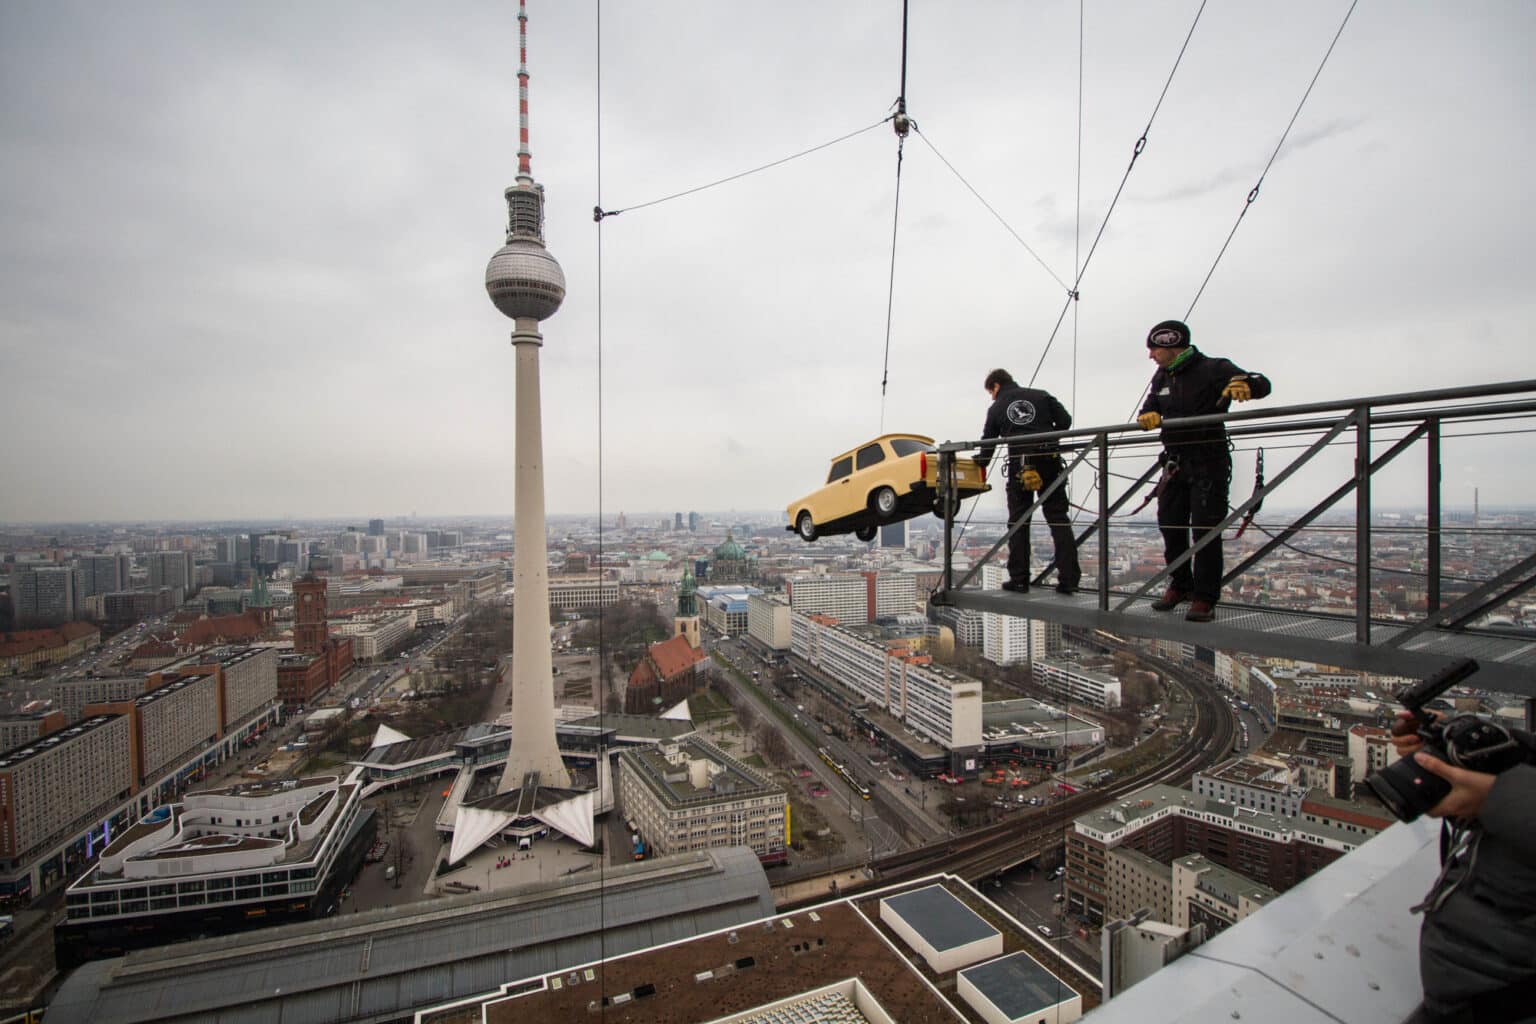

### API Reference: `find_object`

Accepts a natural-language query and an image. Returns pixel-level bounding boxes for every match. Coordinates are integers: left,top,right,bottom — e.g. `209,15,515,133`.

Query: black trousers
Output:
1157,449,1231,603
1005,457,1080,586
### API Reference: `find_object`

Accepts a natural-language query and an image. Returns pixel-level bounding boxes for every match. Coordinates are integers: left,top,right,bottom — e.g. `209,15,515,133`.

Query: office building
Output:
746,593,792,651
76,554,130,598
617,737,788,866
1031,655,1123,709
696,585,759,635
367,518,385,536
547,575,620,611
148,551,193,599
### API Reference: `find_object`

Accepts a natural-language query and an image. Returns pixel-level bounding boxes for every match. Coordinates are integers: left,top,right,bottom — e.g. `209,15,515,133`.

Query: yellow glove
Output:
1020,468,1043,491
1221,378,1252,402
1137,412,1162,431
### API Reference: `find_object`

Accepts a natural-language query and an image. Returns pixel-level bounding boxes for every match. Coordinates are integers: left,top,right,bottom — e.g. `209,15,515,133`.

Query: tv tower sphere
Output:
485,229,565,322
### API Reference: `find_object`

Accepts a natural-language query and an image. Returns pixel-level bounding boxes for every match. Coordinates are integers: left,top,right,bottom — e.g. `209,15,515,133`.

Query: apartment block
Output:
1171,853,1277,936
0,712,65,758
1063,784,1362,927
791,611,983,751
0,715,135,865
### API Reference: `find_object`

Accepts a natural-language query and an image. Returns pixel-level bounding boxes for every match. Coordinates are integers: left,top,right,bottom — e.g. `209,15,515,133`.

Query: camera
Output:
1365,658,1536,822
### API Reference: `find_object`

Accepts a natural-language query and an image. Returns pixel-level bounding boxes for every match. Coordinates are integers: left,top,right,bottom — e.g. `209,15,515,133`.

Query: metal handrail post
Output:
1097,432,1110,611
1355,404,1372,644
941,450,955,596
1427,417,1441,615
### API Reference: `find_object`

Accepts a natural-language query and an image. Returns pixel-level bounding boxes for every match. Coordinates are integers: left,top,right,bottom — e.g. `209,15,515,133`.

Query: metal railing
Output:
932,379,1536,691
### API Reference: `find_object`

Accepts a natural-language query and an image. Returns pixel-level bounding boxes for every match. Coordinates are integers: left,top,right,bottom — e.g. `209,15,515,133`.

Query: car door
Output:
822,454,858,520
849,441,889,512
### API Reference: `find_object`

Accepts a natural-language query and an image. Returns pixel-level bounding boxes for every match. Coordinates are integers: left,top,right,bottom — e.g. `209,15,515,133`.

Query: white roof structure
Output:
447,789,596,865
661,698,692,721
369,723,411,748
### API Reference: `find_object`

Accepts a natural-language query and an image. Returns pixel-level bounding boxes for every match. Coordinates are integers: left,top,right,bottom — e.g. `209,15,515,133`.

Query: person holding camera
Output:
1390,711,1536,1022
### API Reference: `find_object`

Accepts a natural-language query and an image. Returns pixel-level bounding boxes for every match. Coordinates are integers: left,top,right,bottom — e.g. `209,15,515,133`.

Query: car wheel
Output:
933,493,960,519
796,511,819,542
871,486,899,520
855,525,877,542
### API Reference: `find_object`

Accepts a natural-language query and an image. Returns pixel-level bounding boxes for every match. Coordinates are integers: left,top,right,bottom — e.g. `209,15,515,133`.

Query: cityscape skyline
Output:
4,3,1535,522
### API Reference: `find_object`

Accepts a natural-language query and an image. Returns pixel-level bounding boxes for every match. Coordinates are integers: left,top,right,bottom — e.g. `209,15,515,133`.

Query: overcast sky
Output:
3,2,1533,524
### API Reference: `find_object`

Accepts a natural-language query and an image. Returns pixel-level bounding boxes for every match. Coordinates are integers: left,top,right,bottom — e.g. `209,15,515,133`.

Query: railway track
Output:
866,658,1237,886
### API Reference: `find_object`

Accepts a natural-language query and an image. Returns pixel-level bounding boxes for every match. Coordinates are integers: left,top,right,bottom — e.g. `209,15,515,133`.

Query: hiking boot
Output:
1185,600,1216,623
1001,578,1030,593
1150,587,1188,612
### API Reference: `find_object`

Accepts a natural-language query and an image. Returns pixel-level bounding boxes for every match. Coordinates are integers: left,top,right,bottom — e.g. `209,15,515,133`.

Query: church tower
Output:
674,569,701,650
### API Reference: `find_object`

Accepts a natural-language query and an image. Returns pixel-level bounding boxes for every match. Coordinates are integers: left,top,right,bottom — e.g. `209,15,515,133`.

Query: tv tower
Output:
486,0,571,790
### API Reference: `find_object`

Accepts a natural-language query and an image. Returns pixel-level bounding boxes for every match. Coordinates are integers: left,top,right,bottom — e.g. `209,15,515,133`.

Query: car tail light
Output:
920,452,928,479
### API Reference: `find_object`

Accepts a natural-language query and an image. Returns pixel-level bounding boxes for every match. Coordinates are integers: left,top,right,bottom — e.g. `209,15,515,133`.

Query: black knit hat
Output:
1147,319,1191,348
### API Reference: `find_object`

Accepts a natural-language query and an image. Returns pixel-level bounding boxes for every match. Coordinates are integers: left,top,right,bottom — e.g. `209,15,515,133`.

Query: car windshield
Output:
889,438,931,457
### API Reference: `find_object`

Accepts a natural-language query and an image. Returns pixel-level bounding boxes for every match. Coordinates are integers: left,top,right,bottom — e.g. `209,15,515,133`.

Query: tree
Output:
756,724,788,764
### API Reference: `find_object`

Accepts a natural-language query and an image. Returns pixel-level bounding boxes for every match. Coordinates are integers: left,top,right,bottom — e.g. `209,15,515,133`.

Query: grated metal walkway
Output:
941,587,1536,698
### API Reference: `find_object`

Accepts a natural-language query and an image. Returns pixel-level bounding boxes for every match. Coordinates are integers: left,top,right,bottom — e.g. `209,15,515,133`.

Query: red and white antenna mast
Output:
517,0,533,181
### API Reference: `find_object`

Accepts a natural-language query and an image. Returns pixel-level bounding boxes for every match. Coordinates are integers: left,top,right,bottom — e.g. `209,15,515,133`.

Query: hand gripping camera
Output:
1365,657,1536,822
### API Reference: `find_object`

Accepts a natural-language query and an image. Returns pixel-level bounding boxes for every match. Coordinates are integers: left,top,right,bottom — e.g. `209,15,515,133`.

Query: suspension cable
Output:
911,127,1069,291
594,0,608,1001
1028,0,1211,385
1185,0,1360,317
592,117,892,220
879,0,913,430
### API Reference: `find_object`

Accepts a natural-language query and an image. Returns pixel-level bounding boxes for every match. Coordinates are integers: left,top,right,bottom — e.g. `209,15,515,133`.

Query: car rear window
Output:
855,444,886,470
890,439,931,457
827,457,854,483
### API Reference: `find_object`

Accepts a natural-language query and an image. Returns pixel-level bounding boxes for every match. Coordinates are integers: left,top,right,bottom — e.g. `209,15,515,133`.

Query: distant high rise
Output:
674,512,684,531
76,554,129,598
12,564,80,626
148,552,193,596
688,511,700,532
367,518,385,537
485,0,570,791
879,521,907,549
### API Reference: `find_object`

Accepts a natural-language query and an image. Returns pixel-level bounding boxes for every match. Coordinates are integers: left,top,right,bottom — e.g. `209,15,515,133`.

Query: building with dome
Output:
699,530,759,584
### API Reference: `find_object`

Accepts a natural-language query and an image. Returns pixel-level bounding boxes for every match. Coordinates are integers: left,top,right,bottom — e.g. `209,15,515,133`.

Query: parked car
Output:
785,433,989,542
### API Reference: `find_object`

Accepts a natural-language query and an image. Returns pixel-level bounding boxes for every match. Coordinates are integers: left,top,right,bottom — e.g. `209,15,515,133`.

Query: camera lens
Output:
1365,753,1451,822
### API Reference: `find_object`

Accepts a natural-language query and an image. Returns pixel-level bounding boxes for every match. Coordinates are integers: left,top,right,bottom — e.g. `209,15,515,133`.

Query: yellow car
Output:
786,433,990,542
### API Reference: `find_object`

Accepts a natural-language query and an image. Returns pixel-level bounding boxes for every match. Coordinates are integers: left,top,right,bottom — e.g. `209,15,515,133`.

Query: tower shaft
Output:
499,318,571,789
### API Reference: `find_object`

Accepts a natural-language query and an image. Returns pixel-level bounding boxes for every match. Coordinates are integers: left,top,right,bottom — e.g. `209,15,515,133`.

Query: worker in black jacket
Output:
975,368,1082,594
1136,320,1271,621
